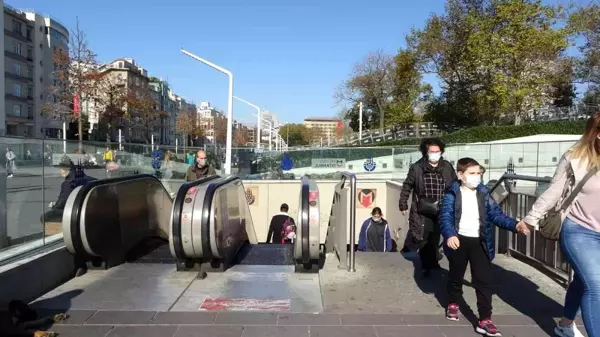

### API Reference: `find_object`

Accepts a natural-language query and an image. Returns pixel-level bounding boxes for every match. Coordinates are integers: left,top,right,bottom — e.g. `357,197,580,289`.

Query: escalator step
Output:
234,244,295,266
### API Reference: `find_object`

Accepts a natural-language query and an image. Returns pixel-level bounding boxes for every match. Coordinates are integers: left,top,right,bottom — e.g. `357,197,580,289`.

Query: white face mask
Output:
464,175,480,189
372,216,382,222
428,152,441,163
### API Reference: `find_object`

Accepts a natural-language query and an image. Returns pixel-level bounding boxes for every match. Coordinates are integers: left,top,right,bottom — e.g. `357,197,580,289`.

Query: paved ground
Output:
26,252,584,336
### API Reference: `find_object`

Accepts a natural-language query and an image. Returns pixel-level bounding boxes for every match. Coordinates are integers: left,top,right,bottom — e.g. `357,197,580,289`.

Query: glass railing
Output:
0,135,578,264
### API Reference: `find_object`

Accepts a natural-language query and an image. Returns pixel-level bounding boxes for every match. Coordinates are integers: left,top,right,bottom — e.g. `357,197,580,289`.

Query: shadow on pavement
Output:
404,252,562,336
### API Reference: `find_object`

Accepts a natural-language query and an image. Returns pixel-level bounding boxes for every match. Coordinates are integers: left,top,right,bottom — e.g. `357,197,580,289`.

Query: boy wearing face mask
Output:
439,157,529,336
358,207,392,252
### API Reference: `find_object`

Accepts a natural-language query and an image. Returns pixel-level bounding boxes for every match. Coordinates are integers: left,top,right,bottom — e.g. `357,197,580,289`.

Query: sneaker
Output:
446,303,459,321
555,322,585,337
476,318,501,337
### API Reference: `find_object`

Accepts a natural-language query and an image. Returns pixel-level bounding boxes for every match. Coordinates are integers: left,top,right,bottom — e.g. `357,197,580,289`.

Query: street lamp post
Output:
358,101,363,142
181,48,234,174
233,96,261,150
252,113,272,151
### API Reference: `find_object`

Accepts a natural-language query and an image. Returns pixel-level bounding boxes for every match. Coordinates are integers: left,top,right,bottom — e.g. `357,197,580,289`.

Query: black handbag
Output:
539,167,598,241
417,197,439,217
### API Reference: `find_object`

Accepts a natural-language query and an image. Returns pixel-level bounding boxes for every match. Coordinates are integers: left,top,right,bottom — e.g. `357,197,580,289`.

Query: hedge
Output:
369,120,586,147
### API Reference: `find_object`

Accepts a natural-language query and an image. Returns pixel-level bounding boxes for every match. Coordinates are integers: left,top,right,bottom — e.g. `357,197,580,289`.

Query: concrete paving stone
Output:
490,314,539,326
402,314,470,326
85,310,157,325
374,326,445,337
277,313,341,325
339,313,406,325
308,326,377,337
37,309,97,325
242,325,309,337
436,325,482,337
152,311,217,324
47,325,114,337
500,325,564,337
214,312,278,325
106,326,178,337
174,325,244,337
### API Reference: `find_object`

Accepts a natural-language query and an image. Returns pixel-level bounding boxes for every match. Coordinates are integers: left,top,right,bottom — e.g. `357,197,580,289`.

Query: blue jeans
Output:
561,217,600,336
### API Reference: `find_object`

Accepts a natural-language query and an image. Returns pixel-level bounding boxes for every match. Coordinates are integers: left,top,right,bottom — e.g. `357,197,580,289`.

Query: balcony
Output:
4,51,30,63
6,112,33,121
4,29,30,44
5,93,27,102
5,71,33,82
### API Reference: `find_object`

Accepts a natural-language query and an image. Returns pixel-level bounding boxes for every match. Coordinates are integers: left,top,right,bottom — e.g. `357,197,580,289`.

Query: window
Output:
13,105,22,117
13,20,22,34
13,83,22,96
27,87,33,98
13,63,21,75
26,28,32,41
13,41,22,55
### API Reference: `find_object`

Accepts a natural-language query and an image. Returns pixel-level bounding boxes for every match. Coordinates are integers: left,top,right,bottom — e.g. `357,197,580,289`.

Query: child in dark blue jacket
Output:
439,157,529,337
358,207,393,252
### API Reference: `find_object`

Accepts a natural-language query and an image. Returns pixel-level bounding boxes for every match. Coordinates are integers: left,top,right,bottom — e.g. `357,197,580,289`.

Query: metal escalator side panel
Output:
307,180,320,261
200,176,241,260
170,175,221,261
208,179,250,259
188,183,210,258
62,185,84,255
299,177,310,264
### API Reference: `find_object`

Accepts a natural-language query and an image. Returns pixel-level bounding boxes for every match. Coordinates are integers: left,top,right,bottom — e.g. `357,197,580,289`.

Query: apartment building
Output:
96,58,150,143
304,116,341,141
0,1,4,136
197,101,226,145
4,4,35,137
24,11,69,138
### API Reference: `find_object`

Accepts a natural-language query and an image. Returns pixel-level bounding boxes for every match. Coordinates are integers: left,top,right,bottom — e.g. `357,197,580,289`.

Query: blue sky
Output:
16,0,578,125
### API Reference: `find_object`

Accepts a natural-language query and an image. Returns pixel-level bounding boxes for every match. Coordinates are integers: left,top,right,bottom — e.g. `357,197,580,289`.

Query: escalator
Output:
171,175,322,273
62,174,184,269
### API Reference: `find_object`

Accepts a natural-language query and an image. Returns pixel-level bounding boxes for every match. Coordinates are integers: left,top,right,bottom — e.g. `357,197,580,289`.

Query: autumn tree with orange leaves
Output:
127,90,165,144
233,128,250,146
42,18,100,148
176,110,204,147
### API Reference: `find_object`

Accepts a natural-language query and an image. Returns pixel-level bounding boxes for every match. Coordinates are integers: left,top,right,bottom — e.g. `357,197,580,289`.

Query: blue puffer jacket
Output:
358,218,393,252
439,181,517,261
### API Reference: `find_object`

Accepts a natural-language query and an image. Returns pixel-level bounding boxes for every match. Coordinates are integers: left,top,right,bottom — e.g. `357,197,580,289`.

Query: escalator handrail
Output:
300,176,310,264
171,175,221,261
199,175,242,260
68,174,163,259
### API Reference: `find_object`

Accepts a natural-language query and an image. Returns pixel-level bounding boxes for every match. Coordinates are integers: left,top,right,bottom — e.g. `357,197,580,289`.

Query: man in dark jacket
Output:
267,203,296,243
40,157,96,224
184,150,217,182
399,138,457,277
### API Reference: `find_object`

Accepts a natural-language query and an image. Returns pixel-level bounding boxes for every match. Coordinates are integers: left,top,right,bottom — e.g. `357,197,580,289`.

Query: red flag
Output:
73,94,80,117
337,121,343,129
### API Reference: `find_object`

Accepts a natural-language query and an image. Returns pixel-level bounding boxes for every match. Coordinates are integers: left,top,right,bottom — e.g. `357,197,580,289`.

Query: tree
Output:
213,115,227,144
569,3,600,87
278,124,313,146
127,90,164,144
43,18,99,148
335,50,395,130
92,72,129,141
176,111,204,147
550,58,577,107
233,128,249,146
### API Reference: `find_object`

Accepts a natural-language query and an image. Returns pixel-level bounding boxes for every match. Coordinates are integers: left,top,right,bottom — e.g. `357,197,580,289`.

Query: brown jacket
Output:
184,164,217,182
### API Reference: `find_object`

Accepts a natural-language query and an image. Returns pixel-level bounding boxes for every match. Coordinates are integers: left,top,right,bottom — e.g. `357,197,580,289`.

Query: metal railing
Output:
325,172,357,272
490,173,571,286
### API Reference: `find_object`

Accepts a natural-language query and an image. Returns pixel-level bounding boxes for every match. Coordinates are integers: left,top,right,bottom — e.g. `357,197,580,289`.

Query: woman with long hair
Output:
520,113,600,337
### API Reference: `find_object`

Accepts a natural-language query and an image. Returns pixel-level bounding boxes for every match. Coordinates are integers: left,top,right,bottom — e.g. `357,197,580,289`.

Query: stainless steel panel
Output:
78,177,173,262
209,180,250,261
62,185,83,254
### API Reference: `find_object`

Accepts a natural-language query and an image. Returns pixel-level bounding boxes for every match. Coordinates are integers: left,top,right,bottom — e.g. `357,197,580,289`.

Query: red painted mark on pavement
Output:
200,298,290,312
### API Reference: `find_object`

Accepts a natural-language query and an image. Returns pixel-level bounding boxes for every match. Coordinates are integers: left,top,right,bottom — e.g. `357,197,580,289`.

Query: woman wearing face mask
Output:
358,207,393,252
399,138,457,277
518,112,600,337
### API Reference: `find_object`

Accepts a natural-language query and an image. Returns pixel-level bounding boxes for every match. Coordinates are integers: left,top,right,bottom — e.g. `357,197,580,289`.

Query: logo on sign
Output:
357,189,376,208
184,197,192,203
245,188,256,205
364,157,376,172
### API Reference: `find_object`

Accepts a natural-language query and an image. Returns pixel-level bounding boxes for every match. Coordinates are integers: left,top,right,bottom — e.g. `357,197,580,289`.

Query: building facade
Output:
197,101,226,145
304,116,341,141
4,4,35,137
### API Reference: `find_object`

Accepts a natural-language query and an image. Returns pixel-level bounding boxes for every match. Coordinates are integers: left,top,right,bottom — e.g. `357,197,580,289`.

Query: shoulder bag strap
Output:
560,167,599,212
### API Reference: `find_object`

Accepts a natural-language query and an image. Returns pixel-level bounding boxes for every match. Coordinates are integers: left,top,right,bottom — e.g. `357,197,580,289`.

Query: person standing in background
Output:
399,138,457,278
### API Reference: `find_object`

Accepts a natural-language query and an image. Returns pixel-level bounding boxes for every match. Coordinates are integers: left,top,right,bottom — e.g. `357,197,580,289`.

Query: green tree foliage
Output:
278,124,314,146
